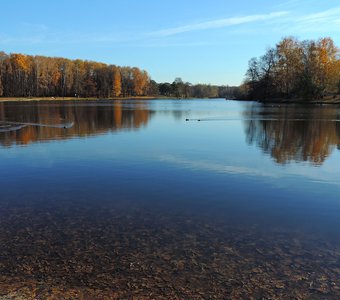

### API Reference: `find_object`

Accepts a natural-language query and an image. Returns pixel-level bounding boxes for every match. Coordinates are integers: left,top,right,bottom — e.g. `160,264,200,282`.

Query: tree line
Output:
0,51,238,99
0,51,150,98
157,77,241,99
243,37,340,101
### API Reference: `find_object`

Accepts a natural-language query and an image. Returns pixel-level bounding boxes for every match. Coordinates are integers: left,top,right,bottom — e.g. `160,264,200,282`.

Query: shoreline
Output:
256,95,340,105
0,96,161,102
258,100,340,105
0,96,224,103
2,96,340,104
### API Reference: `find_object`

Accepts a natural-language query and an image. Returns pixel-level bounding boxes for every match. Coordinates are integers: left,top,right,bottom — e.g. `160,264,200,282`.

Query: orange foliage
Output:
112,67,121,97
10,54,30,72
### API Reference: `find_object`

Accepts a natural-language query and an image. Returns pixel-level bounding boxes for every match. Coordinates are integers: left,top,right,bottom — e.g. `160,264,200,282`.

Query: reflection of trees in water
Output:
244,104,340,165
0,101,153,147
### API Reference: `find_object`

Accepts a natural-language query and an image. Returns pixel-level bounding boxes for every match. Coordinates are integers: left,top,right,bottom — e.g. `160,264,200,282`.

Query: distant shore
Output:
256,95,340,105
2,96,340,104
0,96,220,102
0,96,163,102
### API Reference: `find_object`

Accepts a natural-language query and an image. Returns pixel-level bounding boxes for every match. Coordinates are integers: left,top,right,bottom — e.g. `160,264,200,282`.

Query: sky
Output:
1,0,340,86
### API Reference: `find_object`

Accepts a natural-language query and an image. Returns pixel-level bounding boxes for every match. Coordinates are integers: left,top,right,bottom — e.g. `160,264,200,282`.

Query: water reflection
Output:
244,104,340,165
0,120,74,133
3,100,340,167
0,101,153,146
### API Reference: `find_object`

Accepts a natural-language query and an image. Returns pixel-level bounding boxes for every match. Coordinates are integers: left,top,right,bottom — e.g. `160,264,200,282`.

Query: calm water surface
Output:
1,99,340,299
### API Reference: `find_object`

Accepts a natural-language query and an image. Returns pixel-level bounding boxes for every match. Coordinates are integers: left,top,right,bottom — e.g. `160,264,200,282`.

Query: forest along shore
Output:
0,96,229,102
0,52,240,100
244,37,340,102
2,96,340,103
0,96,160,102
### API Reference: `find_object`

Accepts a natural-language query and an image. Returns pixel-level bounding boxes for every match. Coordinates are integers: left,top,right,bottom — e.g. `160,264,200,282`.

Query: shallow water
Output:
1,99,340,299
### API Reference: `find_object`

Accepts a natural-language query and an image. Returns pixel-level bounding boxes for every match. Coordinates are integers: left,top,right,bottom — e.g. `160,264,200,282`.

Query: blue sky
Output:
1,0,340,86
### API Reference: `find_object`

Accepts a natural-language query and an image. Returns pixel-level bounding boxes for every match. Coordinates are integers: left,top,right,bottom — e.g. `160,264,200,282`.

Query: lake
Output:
1,99,340,299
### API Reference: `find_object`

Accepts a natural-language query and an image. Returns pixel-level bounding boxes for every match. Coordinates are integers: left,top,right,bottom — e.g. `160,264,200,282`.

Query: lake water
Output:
1,99,340,299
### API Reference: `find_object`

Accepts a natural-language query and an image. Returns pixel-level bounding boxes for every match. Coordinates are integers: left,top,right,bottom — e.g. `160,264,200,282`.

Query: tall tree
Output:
132,68,149,96
10,53,30,96
275,37,303,97
111,66,122,97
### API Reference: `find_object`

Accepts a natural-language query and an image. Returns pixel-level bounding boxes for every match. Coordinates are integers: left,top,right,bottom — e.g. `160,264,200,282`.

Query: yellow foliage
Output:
10,53,30,72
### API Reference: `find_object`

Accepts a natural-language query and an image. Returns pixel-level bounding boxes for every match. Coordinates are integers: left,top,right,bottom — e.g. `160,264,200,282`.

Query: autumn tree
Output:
0,51,156,99
313,37,338,96
111,66,121,97
275,37,303,97
0,76,3,96
245,37,340,100
10,53,31,96
333,59,340,94
0,52,6,96
120,67,133,97
132,67,149,96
